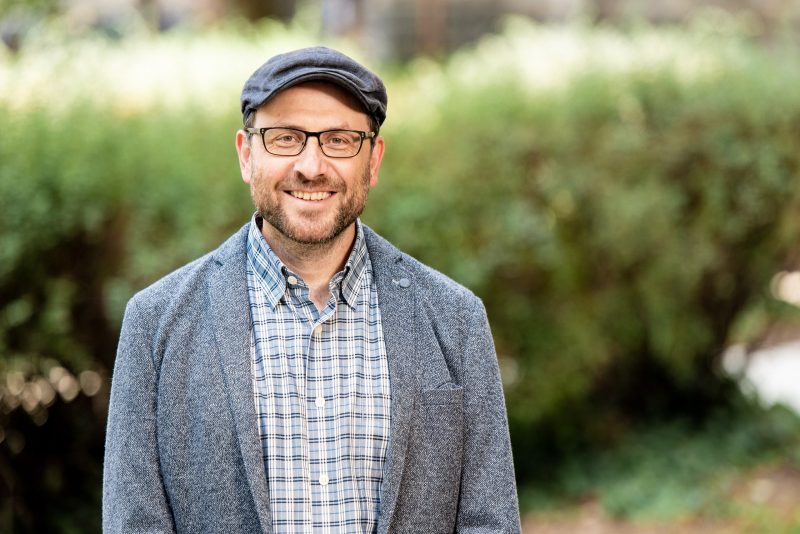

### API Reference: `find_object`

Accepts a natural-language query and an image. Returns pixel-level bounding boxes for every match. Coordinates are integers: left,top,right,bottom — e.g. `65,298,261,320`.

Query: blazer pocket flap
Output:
420,385,463,405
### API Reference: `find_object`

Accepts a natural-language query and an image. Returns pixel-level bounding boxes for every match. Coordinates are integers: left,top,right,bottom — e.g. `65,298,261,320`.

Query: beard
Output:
250,162,372,246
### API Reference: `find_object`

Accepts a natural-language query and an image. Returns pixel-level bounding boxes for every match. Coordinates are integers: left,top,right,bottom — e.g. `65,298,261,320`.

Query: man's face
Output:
235,82,385,246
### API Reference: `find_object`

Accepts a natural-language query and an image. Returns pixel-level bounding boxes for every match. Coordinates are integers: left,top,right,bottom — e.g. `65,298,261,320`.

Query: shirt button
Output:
315,396,325,408
287,275,298,285
313,325,322,336
319,474,329,486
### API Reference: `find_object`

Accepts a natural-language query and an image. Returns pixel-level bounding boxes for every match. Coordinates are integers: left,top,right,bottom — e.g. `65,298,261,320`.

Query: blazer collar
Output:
362,226,420,533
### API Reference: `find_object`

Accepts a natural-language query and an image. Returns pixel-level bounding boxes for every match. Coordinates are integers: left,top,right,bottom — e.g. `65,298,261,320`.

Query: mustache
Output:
277,174,345,191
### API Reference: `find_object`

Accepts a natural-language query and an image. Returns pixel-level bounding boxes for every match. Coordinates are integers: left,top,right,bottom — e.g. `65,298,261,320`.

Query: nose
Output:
292,136,328,180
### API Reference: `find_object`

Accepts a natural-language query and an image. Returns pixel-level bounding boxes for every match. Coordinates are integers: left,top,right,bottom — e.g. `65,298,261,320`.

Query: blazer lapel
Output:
207,226,273,533
365,227,420,534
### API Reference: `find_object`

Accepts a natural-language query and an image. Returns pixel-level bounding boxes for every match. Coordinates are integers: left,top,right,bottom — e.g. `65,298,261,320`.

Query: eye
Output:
330,135,349,145
267,129,303,147
322,131,358,147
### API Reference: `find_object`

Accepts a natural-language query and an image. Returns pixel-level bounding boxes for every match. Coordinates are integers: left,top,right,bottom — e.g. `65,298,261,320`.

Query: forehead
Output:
255,82,369,128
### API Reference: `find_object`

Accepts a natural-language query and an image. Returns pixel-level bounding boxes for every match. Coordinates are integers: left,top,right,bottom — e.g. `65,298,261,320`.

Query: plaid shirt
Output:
246,215,391,533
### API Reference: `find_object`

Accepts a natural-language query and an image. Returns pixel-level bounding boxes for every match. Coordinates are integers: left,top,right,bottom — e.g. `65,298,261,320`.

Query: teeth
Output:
290,191,332,201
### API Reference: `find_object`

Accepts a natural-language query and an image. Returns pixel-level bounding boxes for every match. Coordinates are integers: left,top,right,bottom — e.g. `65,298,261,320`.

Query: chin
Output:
287,229,339,245
267,217,350,246
256,195,363,247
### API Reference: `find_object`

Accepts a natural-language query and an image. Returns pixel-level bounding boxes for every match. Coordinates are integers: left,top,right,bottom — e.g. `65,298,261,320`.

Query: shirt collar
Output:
339,221,369,309
246,213,368,310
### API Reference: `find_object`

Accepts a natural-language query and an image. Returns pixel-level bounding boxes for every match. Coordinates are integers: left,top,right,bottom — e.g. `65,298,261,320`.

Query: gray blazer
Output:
103,224,520,533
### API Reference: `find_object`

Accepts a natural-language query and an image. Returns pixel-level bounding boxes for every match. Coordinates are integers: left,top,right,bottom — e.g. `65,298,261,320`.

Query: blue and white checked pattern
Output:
246,215,391,533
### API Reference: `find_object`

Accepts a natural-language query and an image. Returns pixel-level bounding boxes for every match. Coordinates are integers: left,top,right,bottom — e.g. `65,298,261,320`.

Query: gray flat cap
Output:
240,46,387,127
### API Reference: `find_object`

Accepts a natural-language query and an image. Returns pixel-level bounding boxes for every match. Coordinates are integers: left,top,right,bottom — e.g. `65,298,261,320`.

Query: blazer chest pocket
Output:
420,385,463,406
419,385,463,431
404,384,465,522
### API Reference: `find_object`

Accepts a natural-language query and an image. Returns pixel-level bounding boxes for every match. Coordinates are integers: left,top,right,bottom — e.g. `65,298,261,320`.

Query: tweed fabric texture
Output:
103,223,521,533
246,217,390,533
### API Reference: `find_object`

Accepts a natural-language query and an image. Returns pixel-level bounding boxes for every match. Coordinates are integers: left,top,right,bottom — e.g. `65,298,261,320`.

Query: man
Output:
103,46,520,533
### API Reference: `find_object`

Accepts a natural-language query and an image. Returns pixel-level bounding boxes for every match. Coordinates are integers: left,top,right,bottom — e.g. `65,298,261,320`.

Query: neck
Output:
260,222,356,309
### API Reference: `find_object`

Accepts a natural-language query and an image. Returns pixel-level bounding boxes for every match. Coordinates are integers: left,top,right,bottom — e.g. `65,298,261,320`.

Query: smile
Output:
289,191,333,201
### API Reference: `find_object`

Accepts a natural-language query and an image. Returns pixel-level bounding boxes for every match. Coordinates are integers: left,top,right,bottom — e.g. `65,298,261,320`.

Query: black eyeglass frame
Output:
244,127,376,158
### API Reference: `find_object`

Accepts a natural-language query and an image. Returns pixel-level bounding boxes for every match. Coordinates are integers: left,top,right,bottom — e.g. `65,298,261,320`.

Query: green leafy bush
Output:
369,19,800,479
519,402,800,520
2,16,800,530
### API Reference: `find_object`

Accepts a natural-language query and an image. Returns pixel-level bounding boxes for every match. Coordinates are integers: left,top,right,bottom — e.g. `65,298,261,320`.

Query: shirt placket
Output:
286,276,340,532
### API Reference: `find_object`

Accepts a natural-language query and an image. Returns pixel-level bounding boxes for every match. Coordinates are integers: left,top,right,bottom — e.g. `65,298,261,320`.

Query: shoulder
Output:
125,224,248,325
362,225,483,314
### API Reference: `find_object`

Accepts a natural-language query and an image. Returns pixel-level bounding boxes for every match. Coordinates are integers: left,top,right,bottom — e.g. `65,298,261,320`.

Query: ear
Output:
368,135,385,187
235,129,253,184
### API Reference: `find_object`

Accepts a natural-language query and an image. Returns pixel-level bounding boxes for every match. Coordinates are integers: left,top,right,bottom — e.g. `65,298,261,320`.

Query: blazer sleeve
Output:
456,298,522,533
103,297,177,533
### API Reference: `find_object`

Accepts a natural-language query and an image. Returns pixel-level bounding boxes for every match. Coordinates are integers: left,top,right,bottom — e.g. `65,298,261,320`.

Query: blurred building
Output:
63,0,295,30
2,0,797,57
327,0,797,60
0,0,295,46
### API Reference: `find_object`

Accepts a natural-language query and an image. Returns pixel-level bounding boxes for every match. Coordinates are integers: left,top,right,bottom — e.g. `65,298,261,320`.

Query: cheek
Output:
250,162,278,187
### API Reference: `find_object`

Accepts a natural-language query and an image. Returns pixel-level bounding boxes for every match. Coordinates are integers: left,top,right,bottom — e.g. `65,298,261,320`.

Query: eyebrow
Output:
261,123,358,131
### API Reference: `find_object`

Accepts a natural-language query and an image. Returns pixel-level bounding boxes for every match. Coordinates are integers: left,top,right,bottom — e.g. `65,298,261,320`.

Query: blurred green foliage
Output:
2,16,800,532
520,402,800,520
0,102,252,532
370,18,800,483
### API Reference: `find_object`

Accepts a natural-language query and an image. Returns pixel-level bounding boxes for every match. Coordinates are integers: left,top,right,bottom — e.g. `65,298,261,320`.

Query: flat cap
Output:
240,46,388,127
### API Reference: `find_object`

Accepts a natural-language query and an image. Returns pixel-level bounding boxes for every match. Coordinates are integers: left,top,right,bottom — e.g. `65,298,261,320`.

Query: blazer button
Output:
398,278,410,288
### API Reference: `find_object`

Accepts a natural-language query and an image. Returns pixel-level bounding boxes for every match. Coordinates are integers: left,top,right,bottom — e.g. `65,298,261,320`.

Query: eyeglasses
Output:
245,127,376,158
